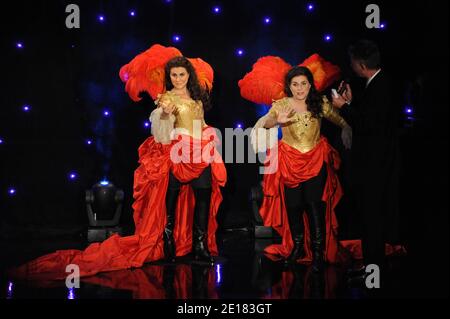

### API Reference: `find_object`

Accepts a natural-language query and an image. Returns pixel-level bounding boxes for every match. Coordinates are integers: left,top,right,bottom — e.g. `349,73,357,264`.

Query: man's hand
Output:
339,81,353,102
332,81,353,109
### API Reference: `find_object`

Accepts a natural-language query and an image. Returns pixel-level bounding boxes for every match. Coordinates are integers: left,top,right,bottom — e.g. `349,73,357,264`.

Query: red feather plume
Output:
238,56,292,105
120,44,214,102
239,54,341,105
299,53,341,92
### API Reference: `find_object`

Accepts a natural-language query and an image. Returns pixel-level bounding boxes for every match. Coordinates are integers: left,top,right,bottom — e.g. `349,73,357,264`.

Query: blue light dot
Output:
100,180,109,186
67,288,75,300
236,49,244,56
307,3,314,11
104,110,110,117
264,17,271,24
23,105,31,112
98,15,105,22
130,10,136,17
213,6,220,14
173,35,181,42
9,188,16,195
324,34,332,42
16,42,24,49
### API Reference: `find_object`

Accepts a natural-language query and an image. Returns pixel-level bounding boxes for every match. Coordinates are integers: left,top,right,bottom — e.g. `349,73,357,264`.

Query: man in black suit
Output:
332,39,400,273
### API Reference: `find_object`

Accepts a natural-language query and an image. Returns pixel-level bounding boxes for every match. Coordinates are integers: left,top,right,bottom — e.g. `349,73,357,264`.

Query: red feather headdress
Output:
238,53,341,105
119,44,214,101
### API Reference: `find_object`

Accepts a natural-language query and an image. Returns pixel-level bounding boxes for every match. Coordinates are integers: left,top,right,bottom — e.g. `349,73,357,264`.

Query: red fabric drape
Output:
10,129,226,281
260,137,347,264
260,137,406,264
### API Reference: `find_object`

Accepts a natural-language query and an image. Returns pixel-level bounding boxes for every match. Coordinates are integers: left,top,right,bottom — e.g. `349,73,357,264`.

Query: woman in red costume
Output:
10,46,226,280
249,65,352,272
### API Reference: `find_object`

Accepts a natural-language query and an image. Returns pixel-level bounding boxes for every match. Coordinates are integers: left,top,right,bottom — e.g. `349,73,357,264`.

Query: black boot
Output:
164,186,180,262
192,188,214,263
285,201,306,264
306,201,326,272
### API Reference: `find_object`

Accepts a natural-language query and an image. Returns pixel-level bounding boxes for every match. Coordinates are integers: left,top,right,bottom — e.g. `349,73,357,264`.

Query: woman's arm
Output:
149,94,176,144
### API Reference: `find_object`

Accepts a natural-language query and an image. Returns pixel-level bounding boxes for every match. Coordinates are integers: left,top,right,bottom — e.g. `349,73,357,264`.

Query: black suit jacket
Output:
344,70,400,242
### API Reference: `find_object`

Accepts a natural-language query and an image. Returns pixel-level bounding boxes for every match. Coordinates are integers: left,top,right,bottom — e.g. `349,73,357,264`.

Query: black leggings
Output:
284,164,327,241
166,166,212,235
284,164,328,207
168,166,212,190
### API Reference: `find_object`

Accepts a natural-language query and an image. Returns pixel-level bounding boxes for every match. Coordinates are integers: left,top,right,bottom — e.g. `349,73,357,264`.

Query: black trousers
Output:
284,164,327,246
284,164,328,212
168,165,211,190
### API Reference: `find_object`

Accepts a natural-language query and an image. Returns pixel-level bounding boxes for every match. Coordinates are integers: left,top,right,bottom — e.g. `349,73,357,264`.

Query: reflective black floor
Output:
0,230,441,299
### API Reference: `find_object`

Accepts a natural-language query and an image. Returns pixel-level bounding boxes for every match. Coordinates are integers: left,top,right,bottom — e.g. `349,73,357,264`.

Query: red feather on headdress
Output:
188,58,214,92
238,56,292,105
120,44,214,101
239,54,341,105
299,53,341,92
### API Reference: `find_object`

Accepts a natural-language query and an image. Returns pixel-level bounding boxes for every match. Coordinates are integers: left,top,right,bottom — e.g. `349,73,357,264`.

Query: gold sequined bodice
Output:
156,91,206,139
268,96,349,153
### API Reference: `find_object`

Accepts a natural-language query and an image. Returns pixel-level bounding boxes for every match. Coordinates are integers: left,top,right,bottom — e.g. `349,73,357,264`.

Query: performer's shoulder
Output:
271,97,289,109
155,90,173,104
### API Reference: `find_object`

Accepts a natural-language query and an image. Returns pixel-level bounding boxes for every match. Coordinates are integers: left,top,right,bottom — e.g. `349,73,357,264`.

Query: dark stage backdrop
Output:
0,0,448,252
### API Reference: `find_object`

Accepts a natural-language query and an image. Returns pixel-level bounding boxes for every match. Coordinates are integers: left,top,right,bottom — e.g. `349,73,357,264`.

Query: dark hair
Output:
348,39,381,70
284,66,322,118
164,56,211,110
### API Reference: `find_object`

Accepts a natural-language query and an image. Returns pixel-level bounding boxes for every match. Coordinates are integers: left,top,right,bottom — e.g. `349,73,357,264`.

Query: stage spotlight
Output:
8,188,16,196
130,10,136,17
103,110,110,117
98,15,105,22
307,3,314,11
16,42,24,49
236,49,244,56
263,17,271,24
86,139,93,145
213,6,221,14
22,105,31,112
324,34,332,42
0,138,3,144
236,123,243,129
144,121,150,128
173,35,181,42
380,22,386,29
85,181,124,242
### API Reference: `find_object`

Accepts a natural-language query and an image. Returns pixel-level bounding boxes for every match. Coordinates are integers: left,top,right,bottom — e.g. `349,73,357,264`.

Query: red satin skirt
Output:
11,131,227,280
260,137,405,264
